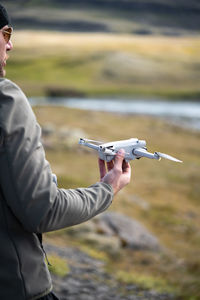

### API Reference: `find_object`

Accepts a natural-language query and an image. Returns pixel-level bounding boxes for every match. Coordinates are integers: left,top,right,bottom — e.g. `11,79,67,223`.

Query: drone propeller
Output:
155,152,182,163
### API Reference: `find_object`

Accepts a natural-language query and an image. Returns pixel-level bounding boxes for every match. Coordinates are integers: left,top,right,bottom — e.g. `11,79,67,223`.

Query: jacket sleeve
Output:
0,79,113,233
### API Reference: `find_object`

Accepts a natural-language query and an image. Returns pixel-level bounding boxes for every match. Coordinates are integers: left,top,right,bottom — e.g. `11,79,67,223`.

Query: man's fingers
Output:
122,160,131,174
98,149,128,182
107,160,114,171
114,149,125,171
98,158,106,180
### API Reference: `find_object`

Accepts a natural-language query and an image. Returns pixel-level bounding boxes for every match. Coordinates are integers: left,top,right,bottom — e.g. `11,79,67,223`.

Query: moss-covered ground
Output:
33,105,200,300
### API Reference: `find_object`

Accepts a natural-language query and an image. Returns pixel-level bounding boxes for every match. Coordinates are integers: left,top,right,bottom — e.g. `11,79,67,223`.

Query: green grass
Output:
48,254,70,277
6,31,200,99
116,270,175,294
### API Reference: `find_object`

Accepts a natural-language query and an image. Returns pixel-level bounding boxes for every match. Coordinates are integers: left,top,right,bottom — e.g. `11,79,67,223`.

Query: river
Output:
29,97,200,131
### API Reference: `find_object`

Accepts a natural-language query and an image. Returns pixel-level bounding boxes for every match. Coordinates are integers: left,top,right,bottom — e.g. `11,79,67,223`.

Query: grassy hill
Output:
6,31,200,99
2,0,200,99
2,0,200,35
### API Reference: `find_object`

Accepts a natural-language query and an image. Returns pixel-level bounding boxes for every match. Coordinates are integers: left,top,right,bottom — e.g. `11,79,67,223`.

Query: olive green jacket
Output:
0,78,113,300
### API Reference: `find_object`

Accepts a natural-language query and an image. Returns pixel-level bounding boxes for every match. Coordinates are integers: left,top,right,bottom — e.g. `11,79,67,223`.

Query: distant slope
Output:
2,0,200,34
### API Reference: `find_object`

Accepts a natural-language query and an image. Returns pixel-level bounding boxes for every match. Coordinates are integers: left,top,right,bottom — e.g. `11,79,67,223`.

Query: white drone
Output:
79,138,182,163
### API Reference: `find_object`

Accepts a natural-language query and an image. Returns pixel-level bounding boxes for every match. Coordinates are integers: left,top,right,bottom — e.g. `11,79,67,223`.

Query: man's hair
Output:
0,4,11,29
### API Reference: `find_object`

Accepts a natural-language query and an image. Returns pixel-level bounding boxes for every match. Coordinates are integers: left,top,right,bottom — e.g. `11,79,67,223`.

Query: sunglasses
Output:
1,27,13,43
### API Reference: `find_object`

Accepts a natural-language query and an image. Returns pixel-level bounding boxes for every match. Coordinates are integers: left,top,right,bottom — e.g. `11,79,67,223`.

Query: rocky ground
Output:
45,243,175,300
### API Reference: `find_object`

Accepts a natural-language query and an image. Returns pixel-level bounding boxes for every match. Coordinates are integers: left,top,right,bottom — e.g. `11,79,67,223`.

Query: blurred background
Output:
3,0,200,100
2,1,200,299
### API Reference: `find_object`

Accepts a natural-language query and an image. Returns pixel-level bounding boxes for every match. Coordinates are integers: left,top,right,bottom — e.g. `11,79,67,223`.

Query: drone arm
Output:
133,148,159,160
84,142,99,151
79,138,99,151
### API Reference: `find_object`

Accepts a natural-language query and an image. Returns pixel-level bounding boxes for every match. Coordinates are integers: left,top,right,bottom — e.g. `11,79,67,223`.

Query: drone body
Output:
79,138,182,163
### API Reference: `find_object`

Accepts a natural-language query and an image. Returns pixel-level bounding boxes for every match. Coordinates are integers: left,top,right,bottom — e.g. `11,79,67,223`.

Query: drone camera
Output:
79,138,84,144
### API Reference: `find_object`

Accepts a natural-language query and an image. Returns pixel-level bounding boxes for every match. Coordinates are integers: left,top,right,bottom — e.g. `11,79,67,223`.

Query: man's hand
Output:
98,149,131,195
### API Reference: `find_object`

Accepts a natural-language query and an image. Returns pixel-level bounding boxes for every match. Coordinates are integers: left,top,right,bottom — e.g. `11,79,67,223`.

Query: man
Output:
0,3,131,300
